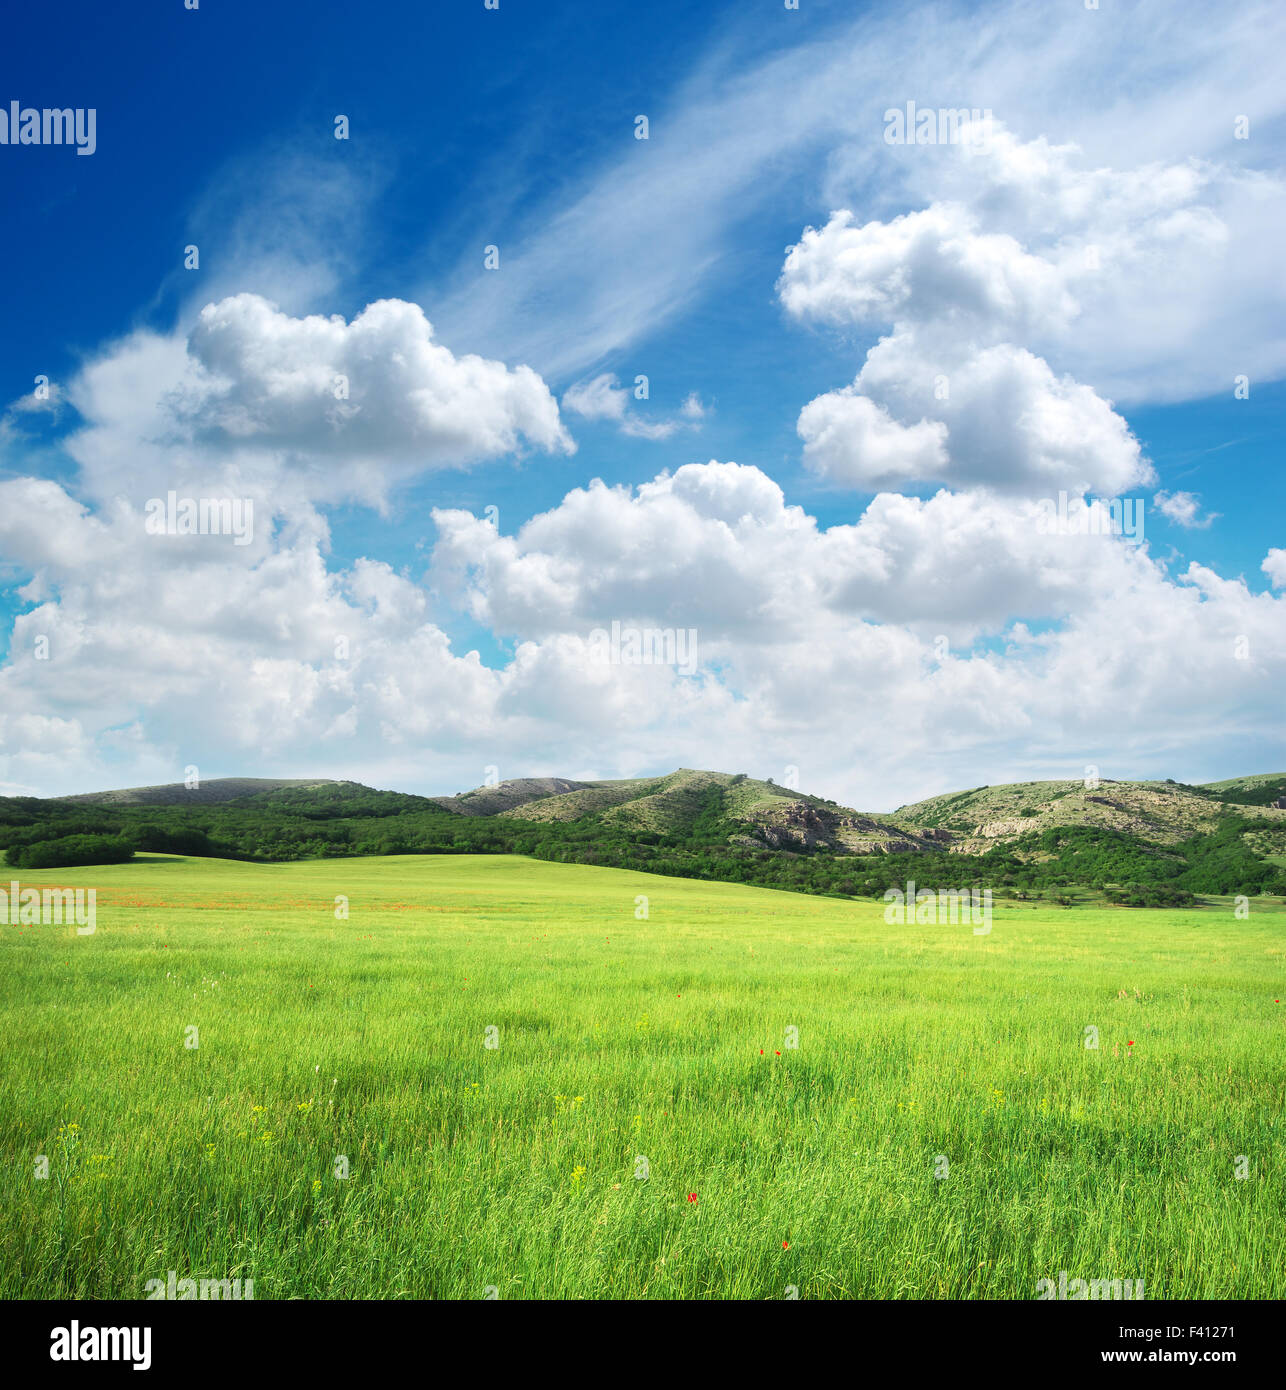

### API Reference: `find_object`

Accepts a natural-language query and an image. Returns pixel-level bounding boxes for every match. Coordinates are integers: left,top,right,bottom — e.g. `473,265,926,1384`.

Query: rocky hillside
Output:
892,778,1286,853
35,767,1286,863
430,776,601,817
438,768,944,853
427,767,1286,856
12,766,1286,896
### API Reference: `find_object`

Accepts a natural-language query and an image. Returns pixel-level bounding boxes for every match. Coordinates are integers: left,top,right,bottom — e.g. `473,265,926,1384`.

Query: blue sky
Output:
1,0,1284,803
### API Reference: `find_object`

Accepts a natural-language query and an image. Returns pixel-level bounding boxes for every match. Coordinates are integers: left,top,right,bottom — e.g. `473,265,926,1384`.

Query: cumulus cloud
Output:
779,204,1076,340
0,478,502,794
2,460,1284,803
1154,490,1219,529
801,122,1286,405
919,130,1284,405
63,294,572,511
430,461,1166,645
5,0,1286,805
425,464,1285,797
182,295,573,464
795,331,1150,496
777,122,1286,494
429,0,1286,388
797,391,948,489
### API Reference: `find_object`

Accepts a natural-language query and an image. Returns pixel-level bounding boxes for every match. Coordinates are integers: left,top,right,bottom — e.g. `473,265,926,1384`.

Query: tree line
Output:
1,784,1281,902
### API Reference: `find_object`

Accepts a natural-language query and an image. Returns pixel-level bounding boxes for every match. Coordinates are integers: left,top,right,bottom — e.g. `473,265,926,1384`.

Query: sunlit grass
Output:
2,853,1283,1299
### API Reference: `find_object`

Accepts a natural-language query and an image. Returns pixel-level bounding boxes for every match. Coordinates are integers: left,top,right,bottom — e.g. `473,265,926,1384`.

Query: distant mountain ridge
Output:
431,768,940,851
10,766,1286,899
43,767,1286,855
891,776,1286,853
57,778,354,807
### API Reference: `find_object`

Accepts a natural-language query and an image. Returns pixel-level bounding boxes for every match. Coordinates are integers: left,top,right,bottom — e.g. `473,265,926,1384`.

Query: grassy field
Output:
2,853,1284,1300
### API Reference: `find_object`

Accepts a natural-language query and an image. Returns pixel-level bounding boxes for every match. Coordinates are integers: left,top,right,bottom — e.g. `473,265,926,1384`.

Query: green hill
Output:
1197,772,1286,807
436,767,939,852
6,766,1285,902
893,778,1286,852
55,777,354,807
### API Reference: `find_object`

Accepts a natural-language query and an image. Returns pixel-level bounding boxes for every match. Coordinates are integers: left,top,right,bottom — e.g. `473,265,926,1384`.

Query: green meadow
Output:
1,853,1283,1300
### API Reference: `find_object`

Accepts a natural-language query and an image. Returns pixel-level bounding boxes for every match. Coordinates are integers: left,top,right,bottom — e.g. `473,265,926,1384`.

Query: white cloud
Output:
1154,491,1219,529
620,416,681,441
63,294,572,512
797,391,948,489
796,330,1151,496
428,0,1286,393
561,372,702,442
7,381,65,416
562,373,628,422
431,462,1165,645
779,204,1076,340
779,124,1253,493
2,461,1284,803
182,294,573,466
5,3,1286,806
171,147,391,319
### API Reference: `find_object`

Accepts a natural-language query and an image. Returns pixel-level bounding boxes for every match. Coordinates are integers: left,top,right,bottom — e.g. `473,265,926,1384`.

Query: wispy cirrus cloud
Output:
561,372,704,441
426,0,1286,396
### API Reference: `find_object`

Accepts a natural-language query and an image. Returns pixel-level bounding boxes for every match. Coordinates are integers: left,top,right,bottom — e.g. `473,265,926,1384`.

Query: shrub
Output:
6,834,134,869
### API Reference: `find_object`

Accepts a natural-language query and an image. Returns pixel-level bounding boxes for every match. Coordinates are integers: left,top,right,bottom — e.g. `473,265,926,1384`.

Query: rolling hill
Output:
25,766,1286,857
6,766,1285,901
428,766,1286,857
433,767,942,851
57,777,354,806
892,776,1286,853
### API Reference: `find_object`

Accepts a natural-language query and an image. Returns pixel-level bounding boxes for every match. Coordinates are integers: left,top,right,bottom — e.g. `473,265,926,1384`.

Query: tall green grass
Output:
1,854,1283,1299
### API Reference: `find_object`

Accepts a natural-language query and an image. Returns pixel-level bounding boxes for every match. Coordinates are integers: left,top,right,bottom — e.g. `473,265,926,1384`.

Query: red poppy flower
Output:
687,1193,698,1203
782,1240,790,1250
